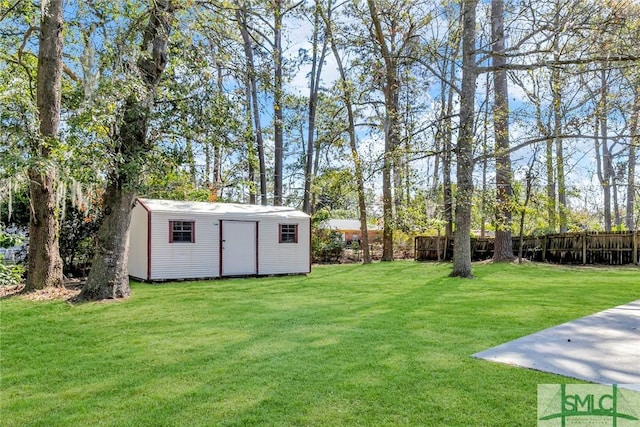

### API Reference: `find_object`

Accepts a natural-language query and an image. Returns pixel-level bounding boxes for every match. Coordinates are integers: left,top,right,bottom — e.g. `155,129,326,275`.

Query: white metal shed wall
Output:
149,211,220,280
257,216,310,275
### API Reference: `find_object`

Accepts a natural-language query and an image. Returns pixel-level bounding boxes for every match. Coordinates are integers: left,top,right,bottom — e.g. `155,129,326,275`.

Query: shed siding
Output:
128,203,149,280
258,218,311,275
150,212,220,280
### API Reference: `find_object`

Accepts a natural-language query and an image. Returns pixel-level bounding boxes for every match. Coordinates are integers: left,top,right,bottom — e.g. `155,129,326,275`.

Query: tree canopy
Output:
1,0,638,293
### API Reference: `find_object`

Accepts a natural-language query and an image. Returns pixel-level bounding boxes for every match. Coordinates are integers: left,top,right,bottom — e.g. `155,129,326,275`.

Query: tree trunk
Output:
367,0,401,262
381,129,395,261
518,166,535,263
627,86,639,230
80,0,175,301
320,2,371,264
244,73,257,205
273,0,284,206
311,123,322,211
600,68,612,231
26,0,65,291
80,188,136,299
303,1,328,214
480,74,489,238
551,17,566,233
492,0,515,261
613,176,621,228
555,137,567,232
204,144,211,186
430,8,460,242
546,23,559,232
442,63,455,239
213,63,224,198
27,169,64,290
451,0,478,278
546,137,556,232
236,5,268,205
186,139,197,185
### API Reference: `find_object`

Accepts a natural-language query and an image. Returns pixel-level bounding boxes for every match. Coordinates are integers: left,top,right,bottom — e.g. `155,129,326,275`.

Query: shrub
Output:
0,260,24,287
311,211,344,263
59,200,100,277
312,229,344,263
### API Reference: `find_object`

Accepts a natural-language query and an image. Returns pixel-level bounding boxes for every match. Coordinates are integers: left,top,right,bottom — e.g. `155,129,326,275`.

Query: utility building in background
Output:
128,198,311,281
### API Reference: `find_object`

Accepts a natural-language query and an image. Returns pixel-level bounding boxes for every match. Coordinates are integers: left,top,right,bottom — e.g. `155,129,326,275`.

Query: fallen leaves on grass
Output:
0,284,24,298
0,281,83,301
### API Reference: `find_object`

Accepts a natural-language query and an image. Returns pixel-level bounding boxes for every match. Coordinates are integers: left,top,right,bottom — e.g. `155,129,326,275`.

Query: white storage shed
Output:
128,198,311,281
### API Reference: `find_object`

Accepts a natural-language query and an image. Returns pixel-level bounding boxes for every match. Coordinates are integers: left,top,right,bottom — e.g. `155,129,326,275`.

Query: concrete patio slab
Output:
473,300,640,391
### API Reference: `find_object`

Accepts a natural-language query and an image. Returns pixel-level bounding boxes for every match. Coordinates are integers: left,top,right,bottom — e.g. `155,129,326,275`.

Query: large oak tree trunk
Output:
27,169,63,290
79,0,175,301
451,0,478,278
26,0,64,291
80,187,136,299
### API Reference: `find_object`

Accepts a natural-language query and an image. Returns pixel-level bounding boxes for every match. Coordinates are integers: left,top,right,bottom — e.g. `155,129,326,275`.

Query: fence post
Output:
542,235,547,262
634,230,638,266
582,231,587,265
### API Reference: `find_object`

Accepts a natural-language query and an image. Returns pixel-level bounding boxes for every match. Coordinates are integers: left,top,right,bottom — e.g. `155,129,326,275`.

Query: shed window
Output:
170,221,195,243
279,224,298,243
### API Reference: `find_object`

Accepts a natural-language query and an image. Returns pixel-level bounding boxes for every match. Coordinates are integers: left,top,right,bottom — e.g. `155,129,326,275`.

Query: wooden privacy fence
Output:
415,231,640,266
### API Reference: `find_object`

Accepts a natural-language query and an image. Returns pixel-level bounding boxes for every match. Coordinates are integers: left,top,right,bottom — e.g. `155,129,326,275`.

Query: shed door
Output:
221,220,258,276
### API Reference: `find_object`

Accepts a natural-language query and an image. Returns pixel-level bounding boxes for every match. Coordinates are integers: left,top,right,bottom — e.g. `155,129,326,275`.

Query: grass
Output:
1,262,638,426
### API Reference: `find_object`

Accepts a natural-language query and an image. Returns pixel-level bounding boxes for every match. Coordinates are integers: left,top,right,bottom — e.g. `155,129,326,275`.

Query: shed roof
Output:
137,198,309,219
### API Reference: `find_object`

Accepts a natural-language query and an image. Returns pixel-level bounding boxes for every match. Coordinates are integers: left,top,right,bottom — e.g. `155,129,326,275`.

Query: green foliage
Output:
313,168,358,213
59,199,101,277
0,223,25,286
139,166,211,202
0,262,24,287
0,185,30,227
312,229,343,263
2,263,639,425
0,51,38,177
395,190,446,233
311,208,329,226
311,210,344,263
0,229,22,249
392,230,415,258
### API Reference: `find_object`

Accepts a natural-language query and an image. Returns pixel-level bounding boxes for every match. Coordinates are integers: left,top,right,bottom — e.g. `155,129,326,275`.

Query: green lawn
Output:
1,262,638,426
